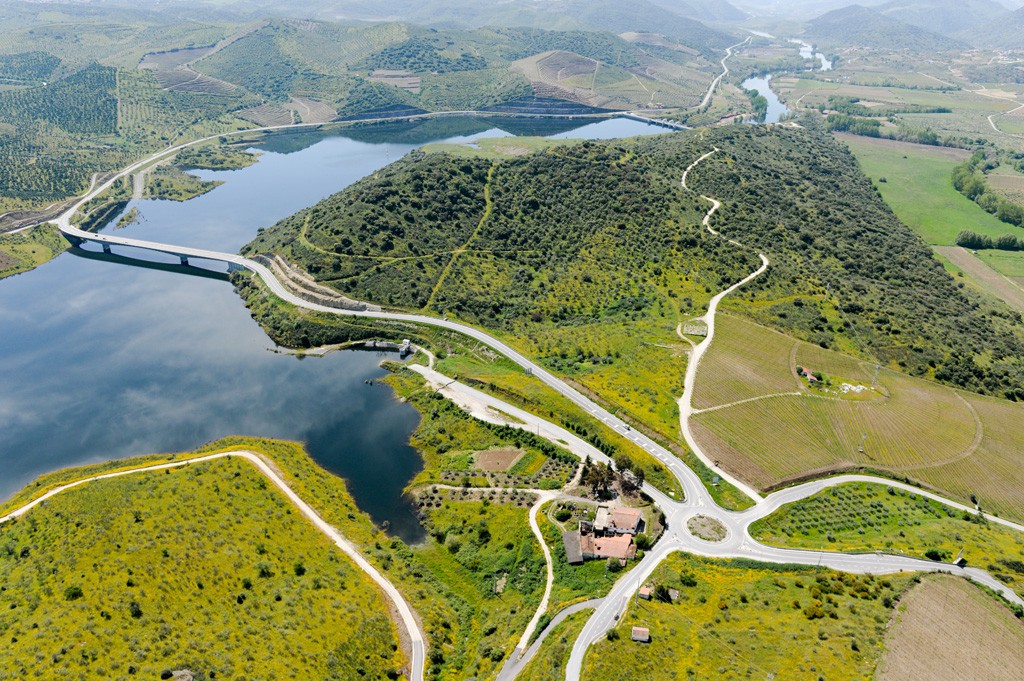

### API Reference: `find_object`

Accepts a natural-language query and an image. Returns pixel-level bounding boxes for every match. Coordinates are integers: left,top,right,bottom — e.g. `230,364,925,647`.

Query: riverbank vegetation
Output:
0,224,68,280
583,552,915,679
145,165,223,201
174,144,260,171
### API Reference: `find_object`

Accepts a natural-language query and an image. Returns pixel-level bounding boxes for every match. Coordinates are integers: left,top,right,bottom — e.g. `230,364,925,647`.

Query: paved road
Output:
495,599,603,681
0,450,427,681
410,364,1024,681
698,38,750,110
51,137,1024,681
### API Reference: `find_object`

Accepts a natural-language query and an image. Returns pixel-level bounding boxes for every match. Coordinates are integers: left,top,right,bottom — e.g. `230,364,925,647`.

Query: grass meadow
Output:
839,135,1013,246
583,553,914,680
0,454,404,681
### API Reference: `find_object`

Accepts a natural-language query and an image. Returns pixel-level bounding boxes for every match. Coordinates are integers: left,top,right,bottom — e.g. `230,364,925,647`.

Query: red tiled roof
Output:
611,507,642,531
580,532,636,560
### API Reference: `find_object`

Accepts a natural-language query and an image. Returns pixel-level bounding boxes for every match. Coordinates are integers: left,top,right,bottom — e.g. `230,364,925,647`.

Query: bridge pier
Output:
226,262,244,273
180,256,189,266
101,243,111,254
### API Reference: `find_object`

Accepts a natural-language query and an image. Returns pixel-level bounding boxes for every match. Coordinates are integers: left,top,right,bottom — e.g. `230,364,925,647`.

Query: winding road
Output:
0,450,426,681
42,121,1024,680
698,38,750,111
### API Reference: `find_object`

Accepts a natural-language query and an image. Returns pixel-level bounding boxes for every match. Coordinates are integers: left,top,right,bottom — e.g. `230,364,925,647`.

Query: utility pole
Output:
871,363,880,389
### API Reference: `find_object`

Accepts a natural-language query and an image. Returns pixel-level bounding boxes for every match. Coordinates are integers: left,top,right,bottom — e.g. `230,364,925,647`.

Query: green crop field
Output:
839,135,1016,245
583,553,915,680
0,454,404,681
691,314,1024,523
751,482,1024,601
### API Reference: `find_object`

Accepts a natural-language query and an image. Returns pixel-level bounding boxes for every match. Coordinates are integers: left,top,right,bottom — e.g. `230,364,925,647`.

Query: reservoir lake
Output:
0,116,665,543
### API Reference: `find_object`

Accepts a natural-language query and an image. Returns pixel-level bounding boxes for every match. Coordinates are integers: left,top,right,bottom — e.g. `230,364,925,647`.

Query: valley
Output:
3,0,1024,679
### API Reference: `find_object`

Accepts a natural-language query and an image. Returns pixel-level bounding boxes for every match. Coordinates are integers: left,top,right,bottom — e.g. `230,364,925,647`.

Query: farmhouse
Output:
593,505,644,535
799,367,819,383
631,626,651,643
562,531,584,566
580,532,636,561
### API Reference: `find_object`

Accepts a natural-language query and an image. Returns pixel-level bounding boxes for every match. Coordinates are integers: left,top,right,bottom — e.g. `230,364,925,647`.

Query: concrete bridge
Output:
61,223,249,271
622,112,689,130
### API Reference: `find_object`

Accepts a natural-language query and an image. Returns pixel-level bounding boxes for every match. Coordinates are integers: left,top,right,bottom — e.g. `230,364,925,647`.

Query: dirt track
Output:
935,245,1024,313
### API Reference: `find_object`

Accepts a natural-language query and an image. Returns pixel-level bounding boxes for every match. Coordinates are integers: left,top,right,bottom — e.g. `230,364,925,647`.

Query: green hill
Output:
875,0,1007,38
244,126,1024,401
191,20,718,113
805,4,970,51
648,0,748,23
964,7,1024,49
180,0,738,57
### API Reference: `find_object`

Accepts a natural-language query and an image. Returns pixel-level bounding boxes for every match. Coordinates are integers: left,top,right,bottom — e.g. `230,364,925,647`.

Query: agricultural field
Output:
750,482,1024,601
583,553,914,680
933,246,1024,314
692,314,800,410
0,224,68,280
0,453,405,681
841,134,1024,307
838,135,997,245
774,47,1024,144
876,575,1024,681
520,610,591,681
237,103,295,126
690,314,1024,522
988,164,1024,205
512,50,699,110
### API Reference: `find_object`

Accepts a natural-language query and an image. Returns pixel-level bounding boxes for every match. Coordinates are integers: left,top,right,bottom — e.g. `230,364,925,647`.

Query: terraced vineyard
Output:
692,314,1024,522
692,314,799,410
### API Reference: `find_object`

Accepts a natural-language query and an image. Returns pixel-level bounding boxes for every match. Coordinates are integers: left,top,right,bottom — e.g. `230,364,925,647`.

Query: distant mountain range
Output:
804,4,970,51
874,0,1007,37
647,0,748,22
964,7,1024,48
153,0,741,55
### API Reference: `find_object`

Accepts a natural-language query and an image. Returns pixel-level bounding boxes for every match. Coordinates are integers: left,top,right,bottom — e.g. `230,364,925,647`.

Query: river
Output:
741,74,789,124
0,115,665,544
740,37,832,124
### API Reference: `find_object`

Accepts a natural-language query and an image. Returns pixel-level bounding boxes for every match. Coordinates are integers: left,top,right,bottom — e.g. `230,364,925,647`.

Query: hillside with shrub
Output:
248,126,1024,402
